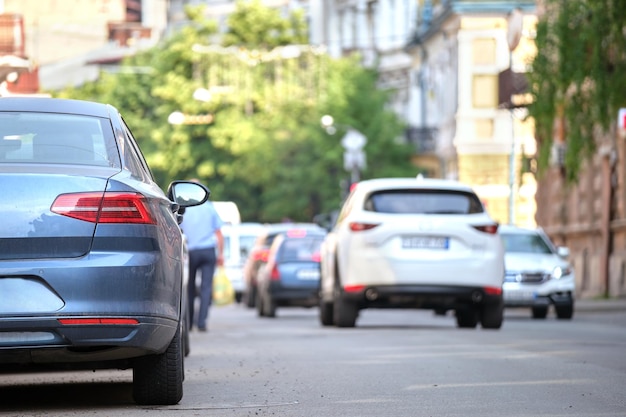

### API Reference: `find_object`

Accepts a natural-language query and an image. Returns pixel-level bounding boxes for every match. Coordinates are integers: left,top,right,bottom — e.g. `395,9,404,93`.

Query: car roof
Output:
353,177,476,193
0,97,113,118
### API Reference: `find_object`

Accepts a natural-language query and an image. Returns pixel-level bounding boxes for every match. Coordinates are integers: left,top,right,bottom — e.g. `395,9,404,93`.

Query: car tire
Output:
183,307,190,357
333,291,358,328
555,301,574,319
132,323,184,405
319,299,334,326
246,285,257,308
256,290,265,317
263,294,277,318
480,299,503,329
235,291,243,304
455,305,478,328
532,306,548,319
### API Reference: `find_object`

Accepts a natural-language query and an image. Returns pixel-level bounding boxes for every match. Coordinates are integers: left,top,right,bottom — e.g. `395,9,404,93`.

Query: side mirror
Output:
557,246,570,258
167,181,210,208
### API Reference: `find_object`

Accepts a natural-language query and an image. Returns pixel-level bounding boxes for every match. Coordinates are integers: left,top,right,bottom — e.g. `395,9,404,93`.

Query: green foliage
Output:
52,2,415,222
527,0,626,183
222,0,308,48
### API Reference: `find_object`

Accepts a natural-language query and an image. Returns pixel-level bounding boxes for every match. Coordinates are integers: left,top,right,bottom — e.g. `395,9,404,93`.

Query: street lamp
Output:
321,115,367,185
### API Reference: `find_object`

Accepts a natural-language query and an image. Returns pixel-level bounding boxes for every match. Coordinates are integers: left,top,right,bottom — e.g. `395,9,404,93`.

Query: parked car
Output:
0,97,208,405
499,225,575,319
256,228,326,317
319,176,505,329
242,222,326,308
221,222,266,303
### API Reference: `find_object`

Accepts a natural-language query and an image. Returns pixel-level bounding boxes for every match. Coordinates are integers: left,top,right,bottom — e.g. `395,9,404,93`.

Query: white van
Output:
221,222,266,303
213,201,241,225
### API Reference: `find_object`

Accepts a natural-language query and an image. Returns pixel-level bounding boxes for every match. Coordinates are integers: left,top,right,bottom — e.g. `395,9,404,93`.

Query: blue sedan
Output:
256,228,326,317
0,97,208,405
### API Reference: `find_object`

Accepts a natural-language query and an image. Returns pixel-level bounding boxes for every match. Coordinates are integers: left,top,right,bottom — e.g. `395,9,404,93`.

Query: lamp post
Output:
506,8,523,225
321,115,367,186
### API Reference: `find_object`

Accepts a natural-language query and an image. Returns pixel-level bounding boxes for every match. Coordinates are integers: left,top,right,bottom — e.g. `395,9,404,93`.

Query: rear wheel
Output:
245,285,257,308
133,323,184,405
480,299,504,329
456,305,478,328
319,299,334,326
182,307,190,357
256,290,265,317
333,289,358,328
263,293,277,318
532,306,548,319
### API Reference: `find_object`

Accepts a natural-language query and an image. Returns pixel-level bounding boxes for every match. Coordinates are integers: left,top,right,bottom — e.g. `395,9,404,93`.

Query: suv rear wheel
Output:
456,305,478,328
319,299,334,326
480,299,504,329
333,281,358,328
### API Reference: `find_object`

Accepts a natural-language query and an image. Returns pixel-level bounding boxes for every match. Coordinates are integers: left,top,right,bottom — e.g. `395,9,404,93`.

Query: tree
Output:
53,3,415,222
527,0,626,183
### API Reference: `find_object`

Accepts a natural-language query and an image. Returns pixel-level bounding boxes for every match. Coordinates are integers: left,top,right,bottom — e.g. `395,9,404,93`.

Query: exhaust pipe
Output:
471,291,483,303
365,288,378,301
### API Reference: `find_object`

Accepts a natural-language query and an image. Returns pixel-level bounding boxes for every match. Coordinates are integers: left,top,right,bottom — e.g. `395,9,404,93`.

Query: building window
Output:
472,38,496,65
473,74,498,108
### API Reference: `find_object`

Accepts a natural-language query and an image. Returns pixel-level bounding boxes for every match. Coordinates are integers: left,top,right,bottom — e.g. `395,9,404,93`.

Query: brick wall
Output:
536,136,626,299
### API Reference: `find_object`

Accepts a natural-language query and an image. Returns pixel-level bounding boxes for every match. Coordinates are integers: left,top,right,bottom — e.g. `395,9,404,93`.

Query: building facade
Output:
312,0,537,227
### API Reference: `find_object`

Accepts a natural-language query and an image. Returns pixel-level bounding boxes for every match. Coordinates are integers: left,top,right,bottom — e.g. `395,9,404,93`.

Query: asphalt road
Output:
1,301,625,417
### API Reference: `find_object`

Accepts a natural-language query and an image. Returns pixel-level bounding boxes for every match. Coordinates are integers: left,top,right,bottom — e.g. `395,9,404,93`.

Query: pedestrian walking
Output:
179,179,224,331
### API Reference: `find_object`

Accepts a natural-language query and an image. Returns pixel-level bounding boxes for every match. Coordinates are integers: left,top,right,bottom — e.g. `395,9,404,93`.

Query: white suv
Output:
319,177,505,329
499,225,575,319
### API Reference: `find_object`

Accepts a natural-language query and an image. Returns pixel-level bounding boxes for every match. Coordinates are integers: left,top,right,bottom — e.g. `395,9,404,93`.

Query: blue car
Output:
0,97,208,405
256,228,326,317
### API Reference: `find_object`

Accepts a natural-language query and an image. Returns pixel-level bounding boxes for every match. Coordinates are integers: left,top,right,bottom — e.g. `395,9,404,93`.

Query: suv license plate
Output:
402,236,449,250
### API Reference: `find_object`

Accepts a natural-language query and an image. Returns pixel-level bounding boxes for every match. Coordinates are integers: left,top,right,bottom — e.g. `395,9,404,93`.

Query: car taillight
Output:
484,286,502,295
472,223,499,234
51,192,156,224
349,222,379,232
344,284,365,293
270,264,280,281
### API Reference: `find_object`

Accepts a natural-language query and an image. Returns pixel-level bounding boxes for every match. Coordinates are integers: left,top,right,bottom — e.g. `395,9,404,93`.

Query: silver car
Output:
499,225,575,319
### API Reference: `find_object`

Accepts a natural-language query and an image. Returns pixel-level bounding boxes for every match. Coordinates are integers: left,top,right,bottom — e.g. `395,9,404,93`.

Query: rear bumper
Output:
341,284,502,310
0,315,178,368
268,283,319,307
0,250,183,369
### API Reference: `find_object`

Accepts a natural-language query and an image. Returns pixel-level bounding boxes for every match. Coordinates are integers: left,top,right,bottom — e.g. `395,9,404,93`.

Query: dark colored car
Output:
242,223,326,308
0,97,208,405
256,228,326,317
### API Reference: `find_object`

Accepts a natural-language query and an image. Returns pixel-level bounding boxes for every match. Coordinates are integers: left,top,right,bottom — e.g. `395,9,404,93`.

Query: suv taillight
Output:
472,223,499,234
349,222,380,232
51,192,156,224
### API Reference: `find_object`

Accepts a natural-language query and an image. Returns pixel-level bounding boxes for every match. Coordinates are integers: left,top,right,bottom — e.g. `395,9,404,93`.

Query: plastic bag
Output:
213,267,235,306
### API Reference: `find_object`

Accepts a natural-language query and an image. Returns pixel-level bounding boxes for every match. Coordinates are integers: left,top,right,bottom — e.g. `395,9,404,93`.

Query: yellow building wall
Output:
458,153,536,227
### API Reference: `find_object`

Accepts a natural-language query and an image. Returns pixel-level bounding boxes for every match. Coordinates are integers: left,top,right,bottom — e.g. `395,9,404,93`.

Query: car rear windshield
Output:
501,233,553,254
0,112,120,167
364,189,484,214
278,237,324,262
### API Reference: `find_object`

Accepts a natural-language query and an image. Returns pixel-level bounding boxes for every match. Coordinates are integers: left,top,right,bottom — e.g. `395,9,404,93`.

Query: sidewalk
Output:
575,297,626,312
